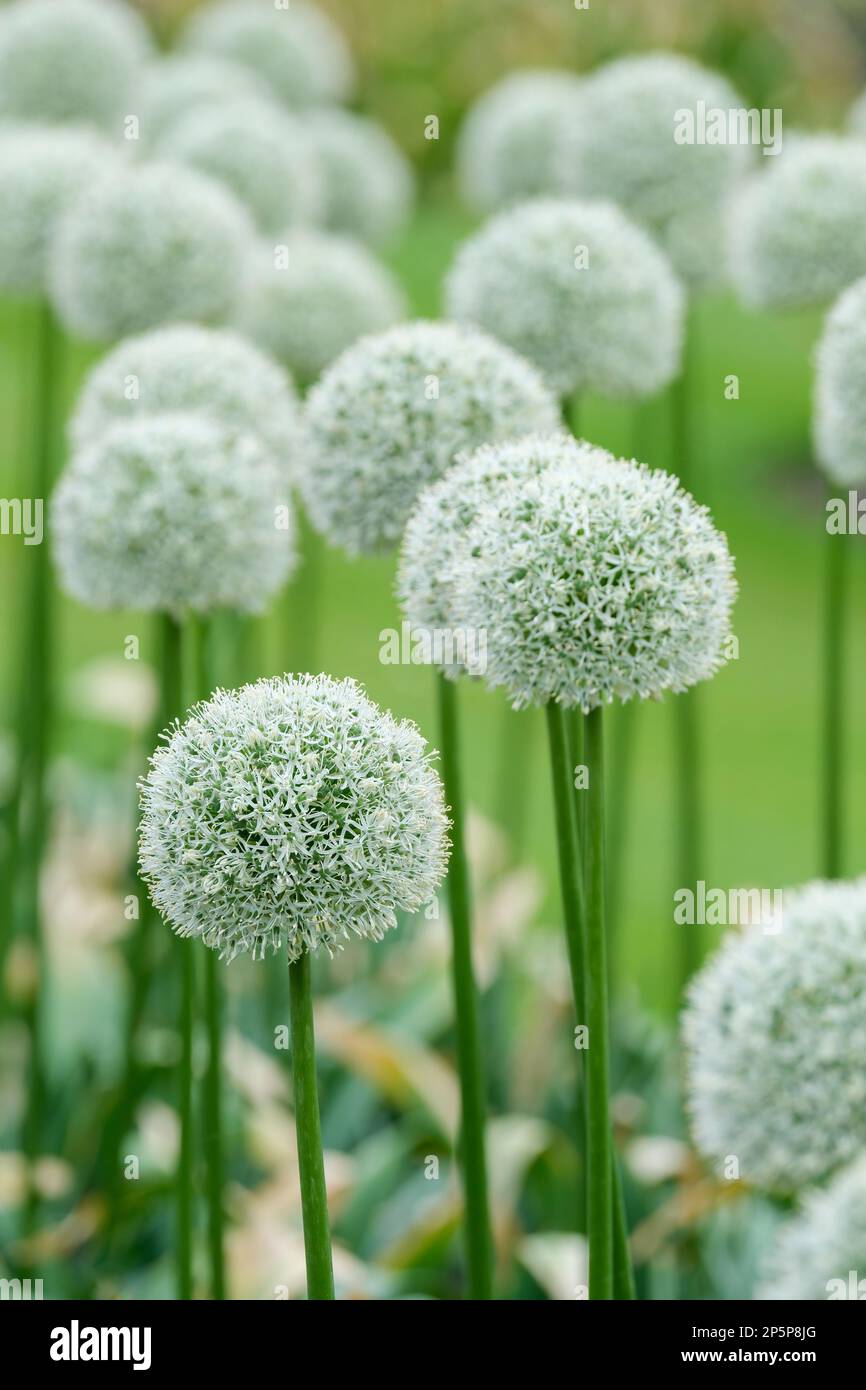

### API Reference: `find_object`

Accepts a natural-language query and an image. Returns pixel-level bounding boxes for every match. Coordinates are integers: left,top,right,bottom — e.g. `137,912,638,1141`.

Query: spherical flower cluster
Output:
133,54,262,148
448,434,736,710
398,434,566,679
814,278,866,486
183,0,354,109
0,125,123,297
444,198,685,399
52,414,295,618
728,136,866,310
757,1157,866,1301
302,109,414,246
69,324,304,482
683,877,866,1193
138,673,449,962
302,321,561,555
156,98,321,234
49,160,254,341
556,52,750,290
0,0,152,131
237,231,406,386
455,69,584,215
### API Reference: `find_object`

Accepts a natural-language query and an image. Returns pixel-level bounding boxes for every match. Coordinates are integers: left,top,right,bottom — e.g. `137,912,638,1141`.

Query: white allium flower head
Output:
729,136,866,310
451,433,736,710
53,413,295,618
683,877,866,1193
49,160,254,341
69,323,304,482
237,230,406,387
456,69,585,215
0,124,123,297
302,109,414,247
757,1157,866,1300
814,278,866,486
444,198,685,399
557,52,750,290
133,54,263,148
0,0,152,131
139,673,449,962
398,431,566,679
155,97,322,234
183,0,354,109
302,320,561,555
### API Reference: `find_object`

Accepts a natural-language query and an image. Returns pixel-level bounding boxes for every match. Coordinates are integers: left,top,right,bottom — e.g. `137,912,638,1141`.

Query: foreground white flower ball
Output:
302,321,561,555
156,98,321,234
684,877,866,1193
729,136,866,309
302,109,414,246
183,0,353,109
134,54,263,147
53,414,294,617
445,198,685,398
757,1157,866,1300
453,434,736,710
69,324,304,480
237,231,406,386
0,125,122,297
49,160,254,341
139,673,449,961
557,52,750,289
814,278,866,486
456,69,584,215
0,0,152,131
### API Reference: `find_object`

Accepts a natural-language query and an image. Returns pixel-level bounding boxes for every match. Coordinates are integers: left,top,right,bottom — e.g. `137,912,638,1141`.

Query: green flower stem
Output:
288,950,335,1300
191,615,226,1301
437,671,493,1299
605,701,635,975
545,703,585,1031
671,315,705,992
286,509,322,676
177,933,194,1300
584,705,614,1299
822,520,846,879
19,301,61,1244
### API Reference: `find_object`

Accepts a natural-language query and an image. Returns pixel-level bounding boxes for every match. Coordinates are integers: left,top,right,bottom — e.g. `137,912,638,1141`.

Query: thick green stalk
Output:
203,949,225,1299
177,935,194,1300
288,951,334,1299
19,301,61,1243
545,703,585,1006
822,523,845,879
605,702,635,972
437,672,493,1299
584,706,614,1299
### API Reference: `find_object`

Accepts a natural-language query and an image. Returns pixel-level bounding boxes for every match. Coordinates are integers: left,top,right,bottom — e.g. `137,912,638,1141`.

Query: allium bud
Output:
456,69,584,215
757,1157,866,1300
729,136,866,310
237,230,406,386
684,878,866,1193
302,320,561,555
155,98,322,234
49,160,254,341
814,277,866,486
134,54,262,148
0,125,123,298
302,109,414,247
451,434,736,710
138,673,449,961
0,0,152,131
52,414,294,618
69,323,304,482
444,198,684,399
183,0,354,109
556,52,750,290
